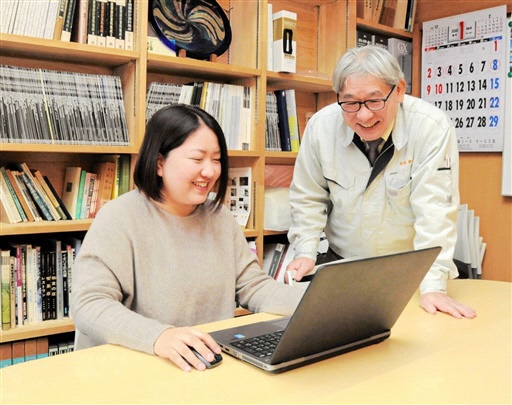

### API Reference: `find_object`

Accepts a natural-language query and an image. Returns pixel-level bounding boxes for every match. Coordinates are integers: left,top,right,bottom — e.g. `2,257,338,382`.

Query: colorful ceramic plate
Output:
149,0,232,59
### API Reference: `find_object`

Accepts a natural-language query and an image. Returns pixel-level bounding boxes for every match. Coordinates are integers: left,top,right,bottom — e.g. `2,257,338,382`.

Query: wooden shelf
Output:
266,71,333,93
0,319,75,343
0,219,92,236
265,152,298,165
356,18,414,40
147,54,261,82
0,34,138,67
0,144,139,154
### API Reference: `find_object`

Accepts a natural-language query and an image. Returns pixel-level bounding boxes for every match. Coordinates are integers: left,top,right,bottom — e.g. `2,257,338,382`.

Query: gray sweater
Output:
71,190,304,354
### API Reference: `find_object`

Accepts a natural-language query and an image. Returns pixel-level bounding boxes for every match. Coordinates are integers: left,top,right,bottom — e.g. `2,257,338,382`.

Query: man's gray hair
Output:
332,45,405,93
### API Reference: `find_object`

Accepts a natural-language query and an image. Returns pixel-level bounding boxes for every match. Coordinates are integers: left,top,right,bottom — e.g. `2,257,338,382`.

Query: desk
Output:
1,280,511,404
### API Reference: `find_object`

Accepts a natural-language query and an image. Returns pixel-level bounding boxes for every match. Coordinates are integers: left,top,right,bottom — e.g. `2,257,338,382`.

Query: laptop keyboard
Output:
230,330,285,358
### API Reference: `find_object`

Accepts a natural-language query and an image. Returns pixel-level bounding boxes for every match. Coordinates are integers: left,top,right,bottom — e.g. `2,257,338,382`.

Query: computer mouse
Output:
188,347,223,369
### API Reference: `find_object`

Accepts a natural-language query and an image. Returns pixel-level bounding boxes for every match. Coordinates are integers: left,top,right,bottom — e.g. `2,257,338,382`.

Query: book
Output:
12,340,25,365
106,0,116,48
93,161,116,215
0,249,11,331
261,243,278,275
274,89,291,152
10,170,43,222
43,0,61,39
36,337,49,359
1,167,27,223
73,0,90,43
61,166,83,219
372,34,388,49
0,343,12,368
268,243,286,279
124,0,134,50
24,339,37,362
393,0,408,30
97,0,108,47
3,168,35,222
0,168,23,224
75,170,88,219
114,0,126,49
357,30,373,48
284,89,300,152
24,244,36,324
43,175,72,220
47,239,64,320
7,163,54,221
117,155,130,196
405,0,417,32
33,171,67,220
53,0,69,40
364,0,373,20
25,167,61,221
379,0,397,27
61,0,77,41
274,243,296,283
371,0,384,23
87,0,98,45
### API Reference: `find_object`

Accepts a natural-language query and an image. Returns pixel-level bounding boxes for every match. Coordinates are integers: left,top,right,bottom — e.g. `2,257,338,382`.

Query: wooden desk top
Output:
1,279,511,404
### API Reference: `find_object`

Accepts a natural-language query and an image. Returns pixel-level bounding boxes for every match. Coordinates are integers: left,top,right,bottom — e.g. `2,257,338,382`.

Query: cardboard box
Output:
272,10,296,73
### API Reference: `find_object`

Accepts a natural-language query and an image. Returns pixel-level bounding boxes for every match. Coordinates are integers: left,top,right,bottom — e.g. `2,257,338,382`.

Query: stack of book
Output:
358,0,417,33
146,81,253,151
0,237,82,331
0,64,129,146
261,242,295,284
0,0,135,50
1,164,72,224
0,157,124,224
265,89,300,152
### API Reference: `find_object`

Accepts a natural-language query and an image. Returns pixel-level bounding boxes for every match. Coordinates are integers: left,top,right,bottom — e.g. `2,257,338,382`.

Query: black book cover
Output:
274,90,291,152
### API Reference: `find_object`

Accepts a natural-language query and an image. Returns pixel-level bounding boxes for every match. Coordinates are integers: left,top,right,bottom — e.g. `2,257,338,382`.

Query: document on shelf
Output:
224,167,251,228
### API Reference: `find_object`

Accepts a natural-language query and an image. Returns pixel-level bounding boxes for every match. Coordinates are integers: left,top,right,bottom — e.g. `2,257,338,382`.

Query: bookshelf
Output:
0,0,416,344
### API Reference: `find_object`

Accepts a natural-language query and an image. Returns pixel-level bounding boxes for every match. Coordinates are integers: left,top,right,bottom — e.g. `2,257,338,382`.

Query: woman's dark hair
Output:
134,104,229,211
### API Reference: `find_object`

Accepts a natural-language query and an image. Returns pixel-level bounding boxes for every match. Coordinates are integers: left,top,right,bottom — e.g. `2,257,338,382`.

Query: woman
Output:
71,105,304,371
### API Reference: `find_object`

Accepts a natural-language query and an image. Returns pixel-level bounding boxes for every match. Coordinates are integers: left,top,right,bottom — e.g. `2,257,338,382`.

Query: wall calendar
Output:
421,5,507,152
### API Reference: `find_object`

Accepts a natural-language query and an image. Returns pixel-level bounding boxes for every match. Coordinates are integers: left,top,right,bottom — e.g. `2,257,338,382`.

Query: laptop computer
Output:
210,246,441,373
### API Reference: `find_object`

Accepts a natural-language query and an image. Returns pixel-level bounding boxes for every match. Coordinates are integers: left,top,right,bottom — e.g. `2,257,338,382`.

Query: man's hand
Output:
285,257,315,282
420,292,476,319
153,327,222,371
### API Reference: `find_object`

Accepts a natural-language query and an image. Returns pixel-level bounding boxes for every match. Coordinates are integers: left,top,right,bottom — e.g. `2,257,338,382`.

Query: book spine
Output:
114,0,126,49
74,0,89,43
61,0,77,41
1,251,11,331
12,171,42,221
97,0,108,47
0,168,24,223
124,0,133,50
274,90,291,152
4,169,35,222
87,0,98,45
53,0,68,40
106,0,116,48
284,89,300,152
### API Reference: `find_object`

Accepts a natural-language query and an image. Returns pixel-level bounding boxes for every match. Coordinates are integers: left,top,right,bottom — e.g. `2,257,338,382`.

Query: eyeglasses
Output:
337,85,396,113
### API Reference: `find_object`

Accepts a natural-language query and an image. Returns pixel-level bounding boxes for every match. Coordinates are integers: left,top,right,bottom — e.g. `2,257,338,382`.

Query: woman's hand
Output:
154,327,222,371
